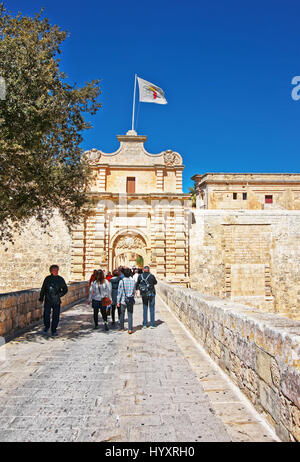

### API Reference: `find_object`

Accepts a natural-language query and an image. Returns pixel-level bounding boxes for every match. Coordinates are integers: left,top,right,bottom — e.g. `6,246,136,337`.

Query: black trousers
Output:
92,300,107,326
111,304,121,322
44,302,61,333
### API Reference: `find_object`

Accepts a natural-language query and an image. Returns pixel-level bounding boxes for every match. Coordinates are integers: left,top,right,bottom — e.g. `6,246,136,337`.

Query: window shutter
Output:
127,177,136,193
265,195,273,204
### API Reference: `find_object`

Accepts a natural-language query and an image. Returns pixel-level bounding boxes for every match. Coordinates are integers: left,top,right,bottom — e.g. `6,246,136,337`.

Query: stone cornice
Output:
92,164,185,171
198,179,300,186
117,133,147,143
192,173,300,186
88,192,190,200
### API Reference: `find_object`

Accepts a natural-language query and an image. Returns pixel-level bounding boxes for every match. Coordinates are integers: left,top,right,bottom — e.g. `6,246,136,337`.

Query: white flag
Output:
137,76,167,104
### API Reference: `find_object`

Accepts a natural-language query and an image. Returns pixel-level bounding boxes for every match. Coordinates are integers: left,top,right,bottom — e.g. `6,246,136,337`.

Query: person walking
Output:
132,269,139,283
89,270,97,286
110,270,122,326
106,272,112,282
133,268,142,297
39,265,68,337
88,270,112,331
136,266,157,329
117,268,136,334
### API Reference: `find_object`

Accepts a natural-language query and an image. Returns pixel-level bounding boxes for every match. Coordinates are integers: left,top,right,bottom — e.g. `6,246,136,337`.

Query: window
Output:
243,193,247,200
126,177,136,193
265,195,273,204
233,193,237,200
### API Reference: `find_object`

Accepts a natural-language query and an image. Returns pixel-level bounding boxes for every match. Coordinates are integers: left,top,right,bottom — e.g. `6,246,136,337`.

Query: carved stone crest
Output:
115,236,145,250
82,148,102,164
164,150,181,166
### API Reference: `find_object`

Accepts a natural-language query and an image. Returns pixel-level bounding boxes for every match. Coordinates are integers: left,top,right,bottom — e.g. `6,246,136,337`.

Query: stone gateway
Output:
70,130,191,285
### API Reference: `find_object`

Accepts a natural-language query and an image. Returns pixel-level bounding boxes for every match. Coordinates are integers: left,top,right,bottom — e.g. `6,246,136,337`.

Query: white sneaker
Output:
142,326,147,329
150,326,155,329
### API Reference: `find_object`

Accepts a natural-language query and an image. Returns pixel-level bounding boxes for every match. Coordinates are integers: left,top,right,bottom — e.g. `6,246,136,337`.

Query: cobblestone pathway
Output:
0,296,278,442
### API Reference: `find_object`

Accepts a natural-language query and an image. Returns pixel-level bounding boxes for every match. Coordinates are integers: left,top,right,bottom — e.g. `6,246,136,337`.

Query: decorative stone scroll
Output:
82,148,102,164
164,150,182,166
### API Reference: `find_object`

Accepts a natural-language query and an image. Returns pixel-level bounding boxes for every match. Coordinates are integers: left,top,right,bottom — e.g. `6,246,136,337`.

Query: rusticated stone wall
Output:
0,211,72,294
158,281,300,442
0,281,88,338
190,210,300,320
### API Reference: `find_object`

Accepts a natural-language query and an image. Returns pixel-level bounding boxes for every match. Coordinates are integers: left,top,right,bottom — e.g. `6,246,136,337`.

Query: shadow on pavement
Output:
9,301,165,344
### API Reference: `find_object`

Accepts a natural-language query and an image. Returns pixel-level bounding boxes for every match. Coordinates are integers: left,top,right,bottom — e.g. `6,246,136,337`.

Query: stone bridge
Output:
0,281,299,442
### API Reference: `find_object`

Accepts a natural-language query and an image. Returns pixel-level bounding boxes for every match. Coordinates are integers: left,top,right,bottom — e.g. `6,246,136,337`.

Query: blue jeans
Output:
44,302,61,333
142,296,155,327
120,304,133,331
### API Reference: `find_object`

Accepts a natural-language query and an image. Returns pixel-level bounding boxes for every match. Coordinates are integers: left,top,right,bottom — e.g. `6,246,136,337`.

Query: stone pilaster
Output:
70,220,85,281
165,213,176,277
154,209,166,277
149,209,157,271
175,169,183,193
104,209,110,273
94,212,107,272
84,215,97,279
98,167,107,192
156,168,164,192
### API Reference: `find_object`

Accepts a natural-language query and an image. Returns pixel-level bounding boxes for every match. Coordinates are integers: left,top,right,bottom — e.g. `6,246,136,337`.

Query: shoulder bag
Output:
97,281,112,307
122,280,135,313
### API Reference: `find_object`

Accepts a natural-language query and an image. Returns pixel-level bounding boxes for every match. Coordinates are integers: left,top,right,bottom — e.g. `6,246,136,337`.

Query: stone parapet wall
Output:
0,281,88,338
158,281,300,442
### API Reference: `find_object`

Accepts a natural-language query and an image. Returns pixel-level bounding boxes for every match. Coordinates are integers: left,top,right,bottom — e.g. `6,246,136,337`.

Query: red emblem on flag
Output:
149,86,158,99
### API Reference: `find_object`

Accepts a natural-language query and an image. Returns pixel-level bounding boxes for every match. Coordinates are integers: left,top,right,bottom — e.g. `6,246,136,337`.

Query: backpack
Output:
139,274,153,298
48,284,61,305
122,280,135,313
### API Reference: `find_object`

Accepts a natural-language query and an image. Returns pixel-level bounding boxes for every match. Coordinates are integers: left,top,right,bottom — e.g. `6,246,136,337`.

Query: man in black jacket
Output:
39,265,68,336
136,266,157,329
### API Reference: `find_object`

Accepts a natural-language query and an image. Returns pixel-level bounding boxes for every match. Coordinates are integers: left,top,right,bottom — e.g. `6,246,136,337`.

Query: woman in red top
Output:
106,272,112,282
89,270,97,286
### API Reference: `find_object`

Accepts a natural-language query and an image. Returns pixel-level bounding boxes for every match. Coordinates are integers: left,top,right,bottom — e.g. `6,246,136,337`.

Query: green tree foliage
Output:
188,186,197,207
0,5,101,241
135,255,144,268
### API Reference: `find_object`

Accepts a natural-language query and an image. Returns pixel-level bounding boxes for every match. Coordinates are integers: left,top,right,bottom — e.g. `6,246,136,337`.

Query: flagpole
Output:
131,74,137,131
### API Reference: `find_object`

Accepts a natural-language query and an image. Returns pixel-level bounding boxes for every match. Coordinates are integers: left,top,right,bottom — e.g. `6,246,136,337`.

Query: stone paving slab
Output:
0,295,278,442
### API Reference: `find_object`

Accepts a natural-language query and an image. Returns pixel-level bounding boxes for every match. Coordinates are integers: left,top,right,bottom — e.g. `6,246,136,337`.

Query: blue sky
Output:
6,0,300,192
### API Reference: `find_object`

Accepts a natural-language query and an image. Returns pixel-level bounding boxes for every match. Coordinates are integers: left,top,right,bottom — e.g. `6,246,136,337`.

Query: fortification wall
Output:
0,211,72,294
158,281,300,442
190,210,300,320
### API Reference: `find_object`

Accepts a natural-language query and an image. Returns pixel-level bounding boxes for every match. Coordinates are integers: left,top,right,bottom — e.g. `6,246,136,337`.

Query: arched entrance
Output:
111,232,149,270
115,252,144,268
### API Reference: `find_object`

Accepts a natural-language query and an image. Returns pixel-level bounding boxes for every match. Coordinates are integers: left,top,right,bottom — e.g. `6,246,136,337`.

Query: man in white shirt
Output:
117,268,136,334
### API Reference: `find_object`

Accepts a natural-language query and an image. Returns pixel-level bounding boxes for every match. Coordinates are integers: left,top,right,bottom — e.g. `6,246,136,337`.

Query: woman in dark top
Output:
110,269,122,326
